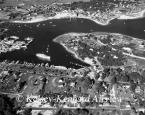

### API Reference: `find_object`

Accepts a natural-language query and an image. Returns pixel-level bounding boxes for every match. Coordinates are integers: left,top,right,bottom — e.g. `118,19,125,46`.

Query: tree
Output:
0,94,17,115
0,0,5,4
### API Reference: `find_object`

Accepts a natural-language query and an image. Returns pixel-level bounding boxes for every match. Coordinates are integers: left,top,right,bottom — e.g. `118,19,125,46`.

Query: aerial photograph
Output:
0,0,145,115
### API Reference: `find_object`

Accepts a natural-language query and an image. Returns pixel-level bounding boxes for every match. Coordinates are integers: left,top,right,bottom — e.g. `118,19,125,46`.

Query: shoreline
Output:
10,10,145,25
117,9,145,20
11,12,109,25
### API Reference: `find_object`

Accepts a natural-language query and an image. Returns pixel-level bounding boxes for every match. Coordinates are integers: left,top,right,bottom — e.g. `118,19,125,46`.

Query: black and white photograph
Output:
0,0,145,115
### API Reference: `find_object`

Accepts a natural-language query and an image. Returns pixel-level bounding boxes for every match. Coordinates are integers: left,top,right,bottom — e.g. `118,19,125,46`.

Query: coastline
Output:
117,9,145,20
11,12,109,25
10,10,145,25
